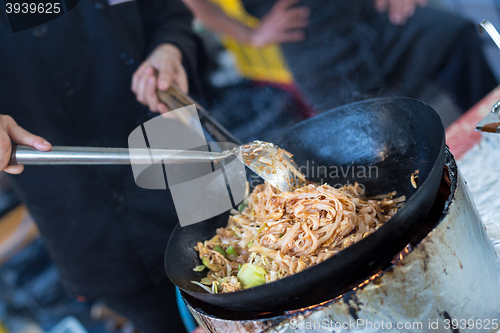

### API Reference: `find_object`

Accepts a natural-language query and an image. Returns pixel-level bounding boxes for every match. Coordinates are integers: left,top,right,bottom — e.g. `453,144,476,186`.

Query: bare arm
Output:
182,0,309,47
183,0,255,44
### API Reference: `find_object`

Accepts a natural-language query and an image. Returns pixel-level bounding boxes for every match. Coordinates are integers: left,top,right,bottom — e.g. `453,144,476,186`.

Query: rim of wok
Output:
165,97,446,312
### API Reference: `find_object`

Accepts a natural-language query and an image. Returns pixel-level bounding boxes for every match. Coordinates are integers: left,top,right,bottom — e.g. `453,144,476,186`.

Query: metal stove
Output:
181,149,500,333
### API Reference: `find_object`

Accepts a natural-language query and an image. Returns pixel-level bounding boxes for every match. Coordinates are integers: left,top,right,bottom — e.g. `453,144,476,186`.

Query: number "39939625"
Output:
5,2,61,14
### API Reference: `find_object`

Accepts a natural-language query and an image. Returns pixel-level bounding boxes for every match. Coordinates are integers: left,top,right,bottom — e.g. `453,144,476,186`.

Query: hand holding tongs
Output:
476,20,500,133
9,83,234,166
7,84,306,192
9,142,306,192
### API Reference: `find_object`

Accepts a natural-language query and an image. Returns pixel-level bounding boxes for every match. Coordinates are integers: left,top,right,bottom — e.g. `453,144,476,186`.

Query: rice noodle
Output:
193,182,404,293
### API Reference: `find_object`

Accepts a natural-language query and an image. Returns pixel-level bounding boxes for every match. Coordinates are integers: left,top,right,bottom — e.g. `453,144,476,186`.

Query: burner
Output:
182,149,500,332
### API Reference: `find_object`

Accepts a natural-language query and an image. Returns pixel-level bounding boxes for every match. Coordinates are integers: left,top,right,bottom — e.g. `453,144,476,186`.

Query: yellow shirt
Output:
209,0,294,84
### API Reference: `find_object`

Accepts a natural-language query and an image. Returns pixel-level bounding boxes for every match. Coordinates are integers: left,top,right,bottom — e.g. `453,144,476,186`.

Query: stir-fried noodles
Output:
192,182,405,294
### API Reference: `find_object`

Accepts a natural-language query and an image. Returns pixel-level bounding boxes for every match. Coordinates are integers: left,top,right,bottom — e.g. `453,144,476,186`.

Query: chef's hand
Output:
374,0,427,25
250,0,310,47
131,43,188,114
0,115,51,174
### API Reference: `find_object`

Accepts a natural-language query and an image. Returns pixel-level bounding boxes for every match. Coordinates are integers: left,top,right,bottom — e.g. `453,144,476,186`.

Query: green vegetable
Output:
201,277,212,285
237,263,267,289
238,202,248,213
213,281,219,294
214,246,227,258
202,257,215,270
193,265,205,272
247,241,254,248
226,245,238,256
238,264,242,270
257,223,267,232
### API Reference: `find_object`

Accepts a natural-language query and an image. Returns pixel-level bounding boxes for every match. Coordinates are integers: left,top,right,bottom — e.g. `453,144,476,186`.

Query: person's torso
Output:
0,1,179,297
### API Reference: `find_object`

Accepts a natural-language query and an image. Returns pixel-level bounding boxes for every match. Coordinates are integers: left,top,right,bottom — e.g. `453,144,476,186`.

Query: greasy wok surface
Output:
165,98,445,312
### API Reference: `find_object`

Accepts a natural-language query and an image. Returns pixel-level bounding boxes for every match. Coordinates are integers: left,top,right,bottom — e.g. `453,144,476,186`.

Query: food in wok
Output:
192,181,405,293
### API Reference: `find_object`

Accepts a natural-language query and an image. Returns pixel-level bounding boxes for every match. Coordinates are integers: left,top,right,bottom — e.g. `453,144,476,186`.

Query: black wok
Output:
165,98,445,312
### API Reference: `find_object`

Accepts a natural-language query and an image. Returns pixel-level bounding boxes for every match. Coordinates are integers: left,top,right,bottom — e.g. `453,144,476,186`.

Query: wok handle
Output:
9,145,229,165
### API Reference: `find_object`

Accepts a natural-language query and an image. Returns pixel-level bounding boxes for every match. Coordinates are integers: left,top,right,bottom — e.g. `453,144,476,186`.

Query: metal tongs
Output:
9,141,305,192
8,85,306,192
476,20,500,133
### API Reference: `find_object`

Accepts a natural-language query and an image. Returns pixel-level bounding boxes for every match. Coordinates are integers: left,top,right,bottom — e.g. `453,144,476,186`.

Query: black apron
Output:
0,0,203,298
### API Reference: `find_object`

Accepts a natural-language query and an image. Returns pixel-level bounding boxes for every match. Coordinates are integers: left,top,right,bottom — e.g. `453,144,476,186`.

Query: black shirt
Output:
0,0,203,297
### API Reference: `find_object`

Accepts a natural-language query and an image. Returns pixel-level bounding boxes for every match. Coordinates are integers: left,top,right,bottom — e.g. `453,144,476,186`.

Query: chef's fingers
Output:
0,123,12,172
389,0,406,25
4,165,24,174
4,117,51,151
406,0,418,19
131,64,148,94
0,115,51,173
388,0,400,24
281,16,309,30
135,67,154,104
417,0,427,7
154,64,187,114
157,104,169,114
144,76,169,113
374,0,389,12
277,30,306,43
144,76,160,112
271,4,308,27
157,66,176,91
174,65,189,94
397,0,414,24
281,7,310,28
272,0,300,14
282,6,309,20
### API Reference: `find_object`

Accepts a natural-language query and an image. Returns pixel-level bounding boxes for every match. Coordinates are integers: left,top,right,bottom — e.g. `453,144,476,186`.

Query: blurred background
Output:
438,0,500,80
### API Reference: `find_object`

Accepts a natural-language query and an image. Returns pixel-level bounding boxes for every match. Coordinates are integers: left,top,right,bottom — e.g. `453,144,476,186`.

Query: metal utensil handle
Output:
480,21,500,116
10,145,229,165
479,20,500,50
157,83,242,145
